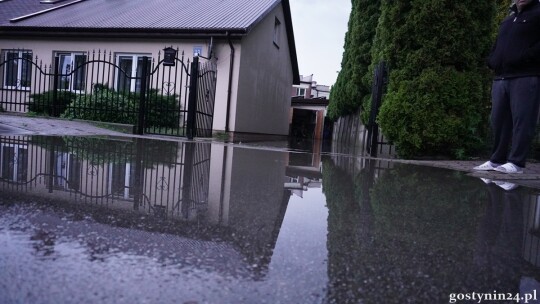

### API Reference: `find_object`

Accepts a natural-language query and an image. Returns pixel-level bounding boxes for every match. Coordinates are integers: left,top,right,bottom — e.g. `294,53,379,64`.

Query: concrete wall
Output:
233,4,294,135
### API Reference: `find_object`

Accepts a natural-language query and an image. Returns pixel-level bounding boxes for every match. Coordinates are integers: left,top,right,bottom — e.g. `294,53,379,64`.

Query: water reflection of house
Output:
0,135,300,278
284,139,322,198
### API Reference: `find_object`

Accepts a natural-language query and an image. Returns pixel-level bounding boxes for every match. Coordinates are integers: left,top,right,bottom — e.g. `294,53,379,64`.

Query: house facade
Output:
0,0,299,136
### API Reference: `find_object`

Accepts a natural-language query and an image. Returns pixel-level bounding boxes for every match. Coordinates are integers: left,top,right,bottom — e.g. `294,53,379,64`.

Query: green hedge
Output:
59,86,180,128
29,91,78,116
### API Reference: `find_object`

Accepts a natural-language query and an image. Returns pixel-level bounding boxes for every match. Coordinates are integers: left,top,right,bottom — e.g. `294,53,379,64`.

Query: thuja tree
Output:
495,0,512,25
328,0,381,120
376,0,496,158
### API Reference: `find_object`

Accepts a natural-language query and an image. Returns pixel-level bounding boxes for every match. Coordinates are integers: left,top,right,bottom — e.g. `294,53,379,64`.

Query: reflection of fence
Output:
523,193,540,267
0,135,211,219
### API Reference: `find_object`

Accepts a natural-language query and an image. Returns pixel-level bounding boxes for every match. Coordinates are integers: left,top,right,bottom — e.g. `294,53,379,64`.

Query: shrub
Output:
29,90,78,116
61,86,137,124
61,85,180,128
133,90,180,128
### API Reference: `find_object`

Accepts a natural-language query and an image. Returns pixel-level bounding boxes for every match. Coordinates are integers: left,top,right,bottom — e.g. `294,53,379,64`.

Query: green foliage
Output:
495,0,512,25
61,86,136,124
61,137,180,167
61,85,180,128
328,0,381,120
374,0,496,158
29,90,78,116
378,67,490,158
134,90,181,129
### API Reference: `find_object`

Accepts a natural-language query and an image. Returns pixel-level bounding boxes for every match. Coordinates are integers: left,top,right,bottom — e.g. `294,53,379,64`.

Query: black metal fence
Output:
0,48,217,138
0,135,211,219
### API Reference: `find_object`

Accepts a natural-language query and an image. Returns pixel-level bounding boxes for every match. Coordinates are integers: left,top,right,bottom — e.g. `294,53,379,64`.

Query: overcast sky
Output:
289,0,352,87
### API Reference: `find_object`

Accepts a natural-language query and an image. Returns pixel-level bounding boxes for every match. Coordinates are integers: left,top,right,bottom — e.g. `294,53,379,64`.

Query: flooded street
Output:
1,135,540,303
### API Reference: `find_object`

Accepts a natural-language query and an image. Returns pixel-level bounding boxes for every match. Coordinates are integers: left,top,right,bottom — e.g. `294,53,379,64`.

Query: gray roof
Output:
2,0,277,32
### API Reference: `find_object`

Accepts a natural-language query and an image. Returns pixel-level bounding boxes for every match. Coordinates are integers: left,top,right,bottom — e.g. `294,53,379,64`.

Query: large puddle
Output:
0,135,539,303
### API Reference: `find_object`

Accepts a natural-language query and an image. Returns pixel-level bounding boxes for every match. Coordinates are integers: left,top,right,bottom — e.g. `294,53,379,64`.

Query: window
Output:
56,52,87,91
109,161,135,198
116,54,151,93
49,152,81,190
0,144,28,182
273,17,281,48
296,88,305,97
2,50,32,90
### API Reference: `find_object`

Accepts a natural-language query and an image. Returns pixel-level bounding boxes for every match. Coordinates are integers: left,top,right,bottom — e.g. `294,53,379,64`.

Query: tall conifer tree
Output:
328,0,381,120
376,0,496,157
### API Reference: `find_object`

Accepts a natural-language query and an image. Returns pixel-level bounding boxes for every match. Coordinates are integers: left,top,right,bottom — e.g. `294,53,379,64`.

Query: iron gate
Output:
0,48,217,139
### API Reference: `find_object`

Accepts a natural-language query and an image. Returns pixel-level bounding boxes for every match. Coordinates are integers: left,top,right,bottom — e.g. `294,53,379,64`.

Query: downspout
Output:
225,32,235,133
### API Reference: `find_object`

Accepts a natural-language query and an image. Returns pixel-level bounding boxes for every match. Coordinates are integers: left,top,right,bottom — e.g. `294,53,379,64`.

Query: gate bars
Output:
0,48,217,139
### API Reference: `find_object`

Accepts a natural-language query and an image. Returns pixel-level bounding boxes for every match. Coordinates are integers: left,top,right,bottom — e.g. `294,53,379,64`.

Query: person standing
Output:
474,0,540,173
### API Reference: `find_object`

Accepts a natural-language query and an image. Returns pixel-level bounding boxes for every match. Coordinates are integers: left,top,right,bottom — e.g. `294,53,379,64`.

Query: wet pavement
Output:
1,114,540,303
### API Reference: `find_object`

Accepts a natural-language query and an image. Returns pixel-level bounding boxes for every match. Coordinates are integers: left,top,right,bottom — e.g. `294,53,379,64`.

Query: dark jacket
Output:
488,0,540,79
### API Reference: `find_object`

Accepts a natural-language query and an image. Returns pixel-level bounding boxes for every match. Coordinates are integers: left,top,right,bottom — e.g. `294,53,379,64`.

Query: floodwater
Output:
0,135,539,304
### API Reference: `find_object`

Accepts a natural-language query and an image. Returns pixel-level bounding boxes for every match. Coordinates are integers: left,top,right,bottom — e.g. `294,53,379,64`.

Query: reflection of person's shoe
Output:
473,161,502,171
494,162,523,174
494,181,519,191
479,178,492,184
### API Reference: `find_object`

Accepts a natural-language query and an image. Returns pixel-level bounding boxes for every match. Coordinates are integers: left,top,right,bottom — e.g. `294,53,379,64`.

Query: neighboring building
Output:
291,74,330,99
0,0,300,136
289,75,330,140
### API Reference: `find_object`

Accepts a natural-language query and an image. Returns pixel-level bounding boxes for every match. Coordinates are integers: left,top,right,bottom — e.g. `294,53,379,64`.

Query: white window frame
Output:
56,52,87,92
115,54,151,93
2,50,32,90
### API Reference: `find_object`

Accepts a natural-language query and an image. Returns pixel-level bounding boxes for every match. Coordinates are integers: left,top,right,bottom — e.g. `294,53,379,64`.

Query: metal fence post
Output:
52,56,59,116
133,138,145,210
186,56,199,140
367,61,388,158
181,142,195,218
137,56,149,135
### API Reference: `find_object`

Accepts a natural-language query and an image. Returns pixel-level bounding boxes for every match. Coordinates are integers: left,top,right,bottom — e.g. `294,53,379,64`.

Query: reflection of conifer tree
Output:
324,160,490,302
367,165,489,300
468,184,525,294
323,160,364,303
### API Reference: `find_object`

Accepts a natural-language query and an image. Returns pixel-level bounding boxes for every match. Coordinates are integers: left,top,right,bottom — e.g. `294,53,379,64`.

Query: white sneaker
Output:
473,161,502,171
494,162,523,174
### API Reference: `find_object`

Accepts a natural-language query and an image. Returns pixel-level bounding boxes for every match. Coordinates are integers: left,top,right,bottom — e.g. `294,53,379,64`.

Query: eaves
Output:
0,26,248,40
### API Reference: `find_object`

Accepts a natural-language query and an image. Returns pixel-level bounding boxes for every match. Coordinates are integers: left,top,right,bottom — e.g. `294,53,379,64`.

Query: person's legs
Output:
490,80,513,164
507,77,540,168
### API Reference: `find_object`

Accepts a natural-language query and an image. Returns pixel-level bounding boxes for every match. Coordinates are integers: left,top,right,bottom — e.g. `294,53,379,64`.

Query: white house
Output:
0,0,300,136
